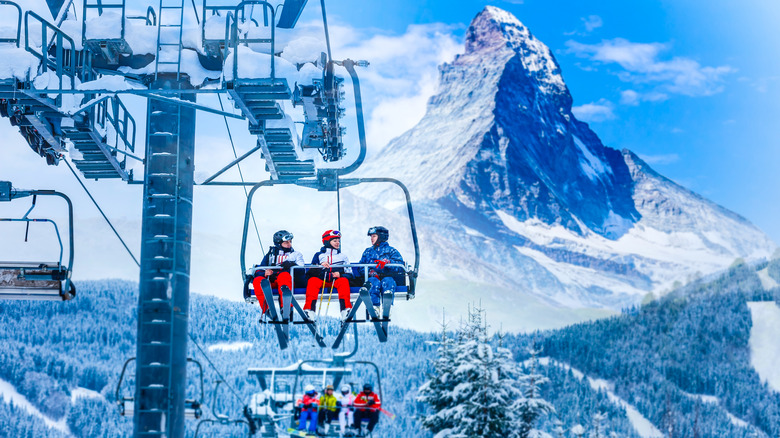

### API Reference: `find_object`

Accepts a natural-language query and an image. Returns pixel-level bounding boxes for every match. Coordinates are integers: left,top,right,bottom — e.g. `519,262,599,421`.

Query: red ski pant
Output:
252,271,292,314
305,276,352,312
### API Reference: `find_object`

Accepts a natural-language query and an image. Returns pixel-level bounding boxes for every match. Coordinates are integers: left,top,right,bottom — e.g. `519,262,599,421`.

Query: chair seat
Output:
245,286,409,305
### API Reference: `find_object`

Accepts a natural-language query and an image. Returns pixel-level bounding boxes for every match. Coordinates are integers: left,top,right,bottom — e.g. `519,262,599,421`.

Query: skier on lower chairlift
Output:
251,230,306,318
358,226,405,316
304,230,357,321
353,383,381,436
296,384,319,435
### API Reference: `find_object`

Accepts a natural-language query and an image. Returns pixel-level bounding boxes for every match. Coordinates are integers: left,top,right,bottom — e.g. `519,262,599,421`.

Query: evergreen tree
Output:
419,307,546,438
516,347,554,438
418,321,458,434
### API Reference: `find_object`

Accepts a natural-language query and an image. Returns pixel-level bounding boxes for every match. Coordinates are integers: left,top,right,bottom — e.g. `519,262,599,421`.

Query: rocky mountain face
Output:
354,6,776,311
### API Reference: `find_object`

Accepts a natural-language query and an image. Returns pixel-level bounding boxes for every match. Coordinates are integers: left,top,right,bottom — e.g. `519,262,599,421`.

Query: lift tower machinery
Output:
0,0,385,436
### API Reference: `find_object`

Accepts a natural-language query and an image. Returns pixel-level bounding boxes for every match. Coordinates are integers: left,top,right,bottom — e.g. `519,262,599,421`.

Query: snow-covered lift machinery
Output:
0,0,409,435
0,181,76,300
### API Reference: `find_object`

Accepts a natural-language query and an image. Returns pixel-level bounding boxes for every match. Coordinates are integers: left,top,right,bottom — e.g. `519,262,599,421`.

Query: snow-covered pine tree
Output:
418,320,458,434
570,424,586,438
418,307,538,438
588,412,608,438
516,346,554,438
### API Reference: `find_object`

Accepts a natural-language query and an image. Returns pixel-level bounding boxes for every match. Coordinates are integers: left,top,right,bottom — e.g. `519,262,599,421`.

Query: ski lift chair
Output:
240,177,420,350
0,182,75,301
193,380,258,437
249,359,361,435
116,357,204,420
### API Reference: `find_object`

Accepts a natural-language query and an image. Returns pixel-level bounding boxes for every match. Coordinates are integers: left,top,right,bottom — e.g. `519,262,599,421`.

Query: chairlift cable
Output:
217,94,263,249
187,332,244,405
62,157,140,267
336,177,341,232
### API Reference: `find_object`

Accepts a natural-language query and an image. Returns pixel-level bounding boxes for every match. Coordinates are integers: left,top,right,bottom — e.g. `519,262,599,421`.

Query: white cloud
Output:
638,153,679,165
582,15,603,32
572,99,615,122
565,14,603,36
620,89,668,105
565,38,734,97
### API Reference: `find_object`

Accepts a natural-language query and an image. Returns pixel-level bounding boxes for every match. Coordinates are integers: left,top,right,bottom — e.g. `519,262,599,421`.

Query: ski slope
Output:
0,377,71,435
748,301,780,392
535,358,663,438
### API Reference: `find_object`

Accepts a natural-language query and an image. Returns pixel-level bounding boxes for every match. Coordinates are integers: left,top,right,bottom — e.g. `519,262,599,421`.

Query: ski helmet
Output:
304,384,316,394
340,384,351,393
362,383,373,392
322,229,341,245
325,384,334,391
366,226,389,244
273,230,294,246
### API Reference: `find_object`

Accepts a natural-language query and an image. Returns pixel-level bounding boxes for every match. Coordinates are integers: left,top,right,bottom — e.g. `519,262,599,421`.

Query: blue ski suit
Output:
358,241,405,306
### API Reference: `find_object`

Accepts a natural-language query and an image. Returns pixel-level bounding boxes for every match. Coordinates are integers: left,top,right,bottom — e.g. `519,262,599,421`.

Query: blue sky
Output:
299,0,780,242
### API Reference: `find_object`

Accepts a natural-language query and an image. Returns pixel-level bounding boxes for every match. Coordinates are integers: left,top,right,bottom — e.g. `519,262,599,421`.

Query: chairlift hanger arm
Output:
116,357,136,404
239,177,419,282
5,187,75,273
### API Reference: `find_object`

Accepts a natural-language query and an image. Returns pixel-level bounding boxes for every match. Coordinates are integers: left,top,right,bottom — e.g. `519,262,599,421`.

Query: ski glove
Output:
374,259,388,270
281,260,296,270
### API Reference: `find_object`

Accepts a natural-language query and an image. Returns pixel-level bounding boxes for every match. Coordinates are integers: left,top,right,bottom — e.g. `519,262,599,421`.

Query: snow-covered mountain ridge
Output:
354,6,776,312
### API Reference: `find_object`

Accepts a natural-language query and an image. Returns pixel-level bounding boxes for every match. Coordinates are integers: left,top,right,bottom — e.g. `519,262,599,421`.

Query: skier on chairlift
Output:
297,384,320,434
318,384,339,433
304,230,357,321
353,383,381,436
251,230,305,317
358,226,405,316
336,384,356,435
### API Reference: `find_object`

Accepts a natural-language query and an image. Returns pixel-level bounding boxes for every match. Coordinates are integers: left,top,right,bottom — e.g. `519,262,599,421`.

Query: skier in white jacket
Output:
336,384,356,435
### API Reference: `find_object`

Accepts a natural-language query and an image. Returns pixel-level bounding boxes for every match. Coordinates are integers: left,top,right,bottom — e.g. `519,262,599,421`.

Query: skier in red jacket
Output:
353,383,381,435
304,230,357,321
296,384,319,434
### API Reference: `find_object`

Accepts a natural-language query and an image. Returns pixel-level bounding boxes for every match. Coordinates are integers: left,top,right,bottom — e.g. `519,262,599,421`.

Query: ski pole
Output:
325,272,336,314
317,267,332,320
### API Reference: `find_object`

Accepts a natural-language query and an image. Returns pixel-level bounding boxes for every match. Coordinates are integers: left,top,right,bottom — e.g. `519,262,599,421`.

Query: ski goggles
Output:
367,227,380,235
280,232,294,242
322,230,341,241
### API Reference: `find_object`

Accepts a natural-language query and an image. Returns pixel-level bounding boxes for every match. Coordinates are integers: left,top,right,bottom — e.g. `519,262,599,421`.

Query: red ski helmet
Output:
322,229,341,244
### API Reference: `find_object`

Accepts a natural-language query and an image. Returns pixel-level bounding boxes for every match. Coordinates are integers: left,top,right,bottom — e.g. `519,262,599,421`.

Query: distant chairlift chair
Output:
0,181,76,301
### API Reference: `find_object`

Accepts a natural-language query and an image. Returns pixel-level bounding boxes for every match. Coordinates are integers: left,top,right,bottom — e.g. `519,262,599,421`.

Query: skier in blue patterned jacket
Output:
358,226,405,311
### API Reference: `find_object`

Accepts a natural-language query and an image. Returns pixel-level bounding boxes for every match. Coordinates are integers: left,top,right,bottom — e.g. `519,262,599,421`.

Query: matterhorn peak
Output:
465,6,528,54
464,7,566,95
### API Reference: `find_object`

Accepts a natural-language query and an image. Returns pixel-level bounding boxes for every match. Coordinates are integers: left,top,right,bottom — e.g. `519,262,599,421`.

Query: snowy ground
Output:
747,301,780,392
207,341,253,352
70,387,104,404
756,267,779,290
534,358,663,438
0,377,71,435
680,391,752,430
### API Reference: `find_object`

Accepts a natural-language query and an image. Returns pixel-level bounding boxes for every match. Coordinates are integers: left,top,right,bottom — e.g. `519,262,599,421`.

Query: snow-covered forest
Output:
2,258,780,436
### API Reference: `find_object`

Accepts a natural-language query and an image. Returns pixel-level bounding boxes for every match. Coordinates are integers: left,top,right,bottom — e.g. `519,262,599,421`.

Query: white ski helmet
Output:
340,384,351,393
304,384,316,394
